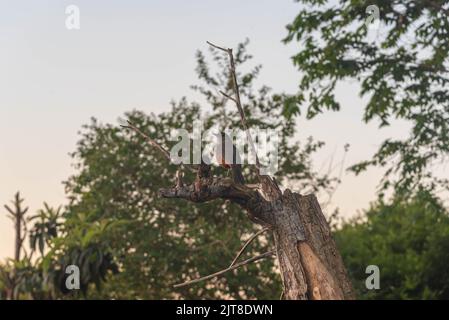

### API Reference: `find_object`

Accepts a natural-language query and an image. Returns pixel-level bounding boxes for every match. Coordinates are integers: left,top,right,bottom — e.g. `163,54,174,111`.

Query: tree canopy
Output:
335,189,449,299
285,0,449,196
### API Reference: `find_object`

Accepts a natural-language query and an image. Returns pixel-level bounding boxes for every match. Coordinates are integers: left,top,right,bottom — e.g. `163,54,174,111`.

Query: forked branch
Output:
229,227,271,267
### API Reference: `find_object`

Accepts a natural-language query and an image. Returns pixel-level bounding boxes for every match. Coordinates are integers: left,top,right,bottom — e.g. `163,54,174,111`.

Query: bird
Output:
214,132,245,184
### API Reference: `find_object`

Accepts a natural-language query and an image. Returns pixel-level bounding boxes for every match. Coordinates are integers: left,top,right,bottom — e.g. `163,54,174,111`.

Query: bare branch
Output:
173,250,275,288
121,120,171,160
206,41,228,52
4,205,14,216
219,90,237,104
207,41,283,200
279,290,284,300
229,227,271,267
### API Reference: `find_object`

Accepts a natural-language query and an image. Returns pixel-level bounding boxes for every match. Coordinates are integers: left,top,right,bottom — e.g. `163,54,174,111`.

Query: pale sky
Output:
0,0,411,259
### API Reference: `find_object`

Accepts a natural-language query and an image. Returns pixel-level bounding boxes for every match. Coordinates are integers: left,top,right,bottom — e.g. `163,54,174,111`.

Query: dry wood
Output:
173,251,275,288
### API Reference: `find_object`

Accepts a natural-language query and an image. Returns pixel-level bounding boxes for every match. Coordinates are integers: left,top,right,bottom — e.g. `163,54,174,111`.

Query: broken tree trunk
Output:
271,190,354,299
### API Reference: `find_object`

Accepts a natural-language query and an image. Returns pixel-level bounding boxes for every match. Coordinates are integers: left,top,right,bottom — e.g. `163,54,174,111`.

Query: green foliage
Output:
335,190,449,299
28,204,62,257
39,209,123,298
58,40,335,299
3,258,51,300
285,0,449,195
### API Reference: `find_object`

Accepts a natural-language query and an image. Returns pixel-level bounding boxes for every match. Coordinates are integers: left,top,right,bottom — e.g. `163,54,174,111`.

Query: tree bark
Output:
272,190,354,299
14,210,22,262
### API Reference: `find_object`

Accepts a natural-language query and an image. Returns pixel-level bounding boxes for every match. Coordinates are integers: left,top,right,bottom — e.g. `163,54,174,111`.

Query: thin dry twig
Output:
173,250,275,288
206,41,228,52
229,227,270,268
121,120,198,176
121,120,171,160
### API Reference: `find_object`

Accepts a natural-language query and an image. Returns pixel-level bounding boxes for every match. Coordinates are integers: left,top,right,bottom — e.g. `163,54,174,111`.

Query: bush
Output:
335,191,449,299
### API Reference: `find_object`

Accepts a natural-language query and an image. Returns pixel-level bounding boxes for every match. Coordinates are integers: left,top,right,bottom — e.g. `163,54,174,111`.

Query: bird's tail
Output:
232,165,245,184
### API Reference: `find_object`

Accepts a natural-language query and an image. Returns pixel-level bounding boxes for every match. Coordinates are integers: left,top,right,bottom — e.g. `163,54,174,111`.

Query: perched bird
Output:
214,132,245,184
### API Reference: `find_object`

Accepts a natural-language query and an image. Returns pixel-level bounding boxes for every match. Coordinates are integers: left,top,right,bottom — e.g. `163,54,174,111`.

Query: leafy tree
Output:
4,192,29,261
61,40,337,299
335,189,449,299
1,193,117,299
284,0,449,196
28,204,62,258
1,194,59,299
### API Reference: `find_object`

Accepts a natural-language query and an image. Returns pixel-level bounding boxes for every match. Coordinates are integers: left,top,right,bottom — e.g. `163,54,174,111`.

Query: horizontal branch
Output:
159,177,274,226
160,177,249,203
173,250,275,288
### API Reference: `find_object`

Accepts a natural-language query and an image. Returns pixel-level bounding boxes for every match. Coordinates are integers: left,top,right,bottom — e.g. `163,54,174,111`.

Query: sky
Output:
0,0,412,260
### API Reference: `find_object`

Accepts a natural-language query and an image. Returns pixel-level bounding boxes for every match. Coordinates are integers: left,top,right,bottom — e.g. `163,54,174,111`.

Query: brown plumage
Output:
214,132,245,184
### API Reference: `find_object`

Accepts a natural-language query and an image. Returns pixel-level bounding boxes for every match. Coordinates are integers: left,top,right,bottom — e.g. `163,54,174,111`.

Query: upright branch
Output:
206,41,282,200
206,41,261,172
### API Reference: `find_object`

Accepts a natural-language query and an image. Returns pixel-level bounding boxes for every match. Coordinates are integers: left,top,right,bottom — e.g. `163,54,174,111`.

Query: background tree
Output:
284,0,449,197
0,193,116,299
335,189,449,299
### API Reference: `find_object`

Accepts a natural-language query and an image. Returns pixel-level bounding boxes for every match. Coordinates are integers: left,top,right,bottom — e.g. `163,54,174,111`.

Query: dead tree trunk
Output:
271,190,354,299
3,192,29,300
4,192,28,262
122,41,355,300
